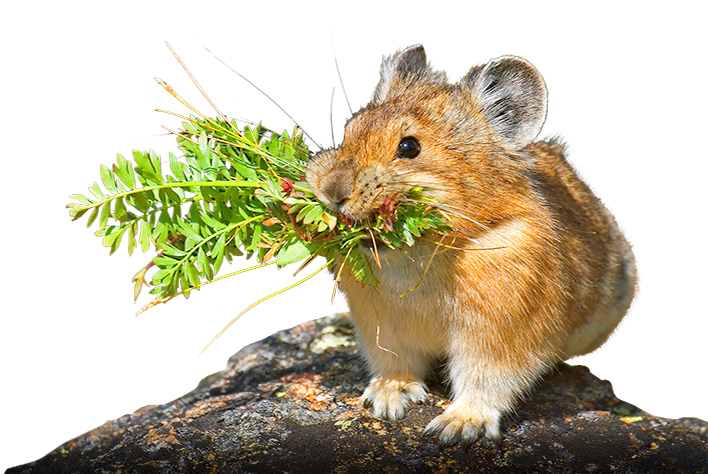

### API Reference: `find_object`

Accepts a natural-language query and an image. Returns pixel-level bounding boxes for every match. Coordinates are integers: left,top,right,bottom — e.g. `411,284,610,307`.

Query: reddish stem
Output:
289,213,308,241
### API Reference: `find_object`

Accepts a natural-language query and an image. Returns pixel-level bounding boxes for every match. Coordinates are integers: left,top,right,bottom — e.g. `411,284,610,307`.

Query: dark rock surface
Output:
8,314,707,473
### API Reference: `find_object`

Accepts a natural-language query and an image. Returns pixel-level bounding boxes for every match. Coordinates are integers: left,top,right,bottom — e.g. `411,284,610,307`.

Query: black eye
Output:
396,136,420,159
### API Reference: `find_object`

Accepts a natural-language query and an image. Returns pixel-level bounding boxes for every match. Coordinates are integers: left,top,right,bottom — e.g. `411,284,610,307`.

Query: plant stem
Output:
77,180,266,212
162,214,266,283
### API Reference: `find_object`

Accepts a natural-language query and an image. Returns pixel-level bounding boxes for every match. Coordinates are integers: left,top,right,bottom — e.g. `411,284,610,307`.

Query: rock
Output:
7,314,707,474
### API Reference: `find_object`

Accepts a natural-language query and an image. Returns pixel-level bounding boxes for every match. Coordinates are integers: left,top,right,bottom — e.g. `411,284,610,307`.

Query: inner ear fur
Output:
372,44,438,105
465,56,548,148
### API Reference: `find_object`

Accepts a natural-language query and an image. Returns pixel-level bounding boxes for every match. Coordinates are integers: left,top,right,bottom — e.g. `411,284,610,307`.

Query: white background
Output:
0,0,708,472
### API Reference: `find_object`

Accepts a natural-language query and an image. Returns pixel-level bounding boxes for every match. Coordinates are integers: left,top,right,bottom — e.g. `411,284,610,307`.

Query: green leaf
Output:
262,178,279,197
180,274,192,298
161,244,187,258
303,204,324,225
243,125,259,145
200,185,219,202
69,194,93,205
166,177,186,200
150,209,172,244
184,237,199,252
154,255,180,268
88,182,105,200
296,203,315,222
182,142,201,172
286,202,306,217
113,154,136,190
139,219,152,252
125,161,135,189
130,191,151,213
233,229,245,247
100,164,118,194
214,200,233,224
169,152,185,181
153,221,169,245
188,201,203,221
176,218,203,242
132,150,150,174
86,206,99,228
398,220,414,246
158,187,181,205
127,223,136,255
213,238,226,275
197,133,212,170
196,247,209,274
98,203,111,229
101,226,126,255
114,197,127,222
200,211,227,231
152,266,171,281
251,223,262,251
233,161,258,181
405,220,421,237
185,263,201,288
148,150,163,181
199,132,210,156
276,239,310,265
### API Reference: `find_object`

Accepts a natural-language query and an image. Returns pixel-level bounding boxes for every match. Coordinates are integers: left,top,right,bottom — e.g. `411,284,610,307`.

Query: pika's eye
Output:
396,136,420,159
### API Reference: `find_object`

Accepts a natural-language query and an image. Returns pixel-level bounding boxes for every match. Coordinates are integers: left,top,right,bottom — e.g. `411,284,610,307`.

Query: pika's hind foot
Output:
423,401,501,447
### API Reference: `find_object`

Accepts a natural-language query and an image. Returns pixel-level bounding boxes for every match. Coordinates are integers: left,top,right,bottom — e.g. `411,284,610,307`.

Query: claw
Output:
361,377,428,421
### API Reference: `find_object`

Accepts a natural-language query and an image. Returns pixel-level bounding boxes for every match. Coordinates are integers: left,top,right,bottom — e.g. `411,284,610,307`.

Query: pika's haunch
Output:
306,45,636,446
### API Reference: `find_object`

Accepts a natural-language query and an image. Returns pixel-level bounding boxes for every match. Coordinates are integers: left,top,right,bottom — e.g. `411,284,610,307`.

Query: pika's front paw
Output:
361,377,428,420
423,401,502,447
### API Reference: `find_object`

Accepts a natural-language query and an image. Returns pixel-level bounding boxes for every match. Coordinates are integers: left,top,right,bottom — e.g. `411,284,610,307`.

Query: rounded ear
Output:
372,44,429,105
465,56,547,148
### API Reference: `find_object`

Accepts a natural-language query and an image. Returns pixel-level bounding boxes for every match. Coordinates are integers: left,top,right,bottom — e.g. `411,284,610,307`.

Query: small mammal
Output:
306,45,637,446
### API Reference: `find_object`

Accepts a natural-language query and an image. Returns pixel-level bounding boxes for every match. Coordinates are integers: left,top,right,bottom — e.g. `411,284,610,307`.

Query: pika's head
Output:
306,45,548,231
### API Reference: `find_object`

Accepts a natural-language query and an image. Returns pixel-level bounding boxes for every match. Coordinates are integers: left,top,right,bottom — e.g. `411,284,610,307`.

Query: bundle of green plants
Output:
66,57,451,349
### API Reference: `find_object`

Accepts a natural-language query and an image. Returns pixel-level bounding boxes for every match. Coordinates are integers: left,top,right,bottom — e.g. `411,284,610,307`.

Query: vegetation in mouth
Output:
66,46,451,350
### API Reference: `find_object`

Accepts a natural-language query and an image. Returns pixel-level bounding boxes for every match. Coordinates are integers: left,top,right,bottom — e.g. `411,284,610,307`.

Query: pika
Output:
305,45,636,446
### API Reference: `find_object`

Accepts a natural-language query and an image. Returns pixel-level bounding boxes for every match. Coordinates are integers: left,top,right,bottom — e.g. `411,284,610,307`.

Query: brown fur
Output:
306,45,636,446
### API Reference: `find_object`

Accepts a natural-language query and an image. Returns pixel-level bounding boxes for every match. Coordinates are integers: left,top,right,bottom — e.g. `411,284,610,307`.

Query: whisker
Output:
404,198,493,233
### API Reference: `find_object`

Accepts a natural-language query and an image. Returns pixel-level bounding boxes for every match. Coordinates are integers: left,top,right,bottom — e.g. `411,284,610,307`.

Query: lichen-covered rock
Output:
7,314,707,473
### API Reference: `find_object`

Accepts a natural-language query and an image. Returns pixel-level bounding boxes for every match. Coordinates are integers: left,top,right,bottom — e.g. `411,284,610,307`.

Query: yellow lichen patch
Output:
435,399,451,409
620,416,645,424
334,417,358,431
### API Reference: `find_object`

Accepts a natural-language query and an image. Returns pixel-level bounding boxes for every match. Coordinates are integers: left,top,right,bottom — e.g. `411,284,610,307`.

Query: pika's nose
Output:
320,169,354,211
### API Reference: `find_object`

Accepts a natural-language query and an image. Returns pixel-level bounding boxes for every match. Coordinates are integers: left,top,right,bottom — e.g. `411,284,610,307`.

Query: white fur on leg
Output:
424,335,549,446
